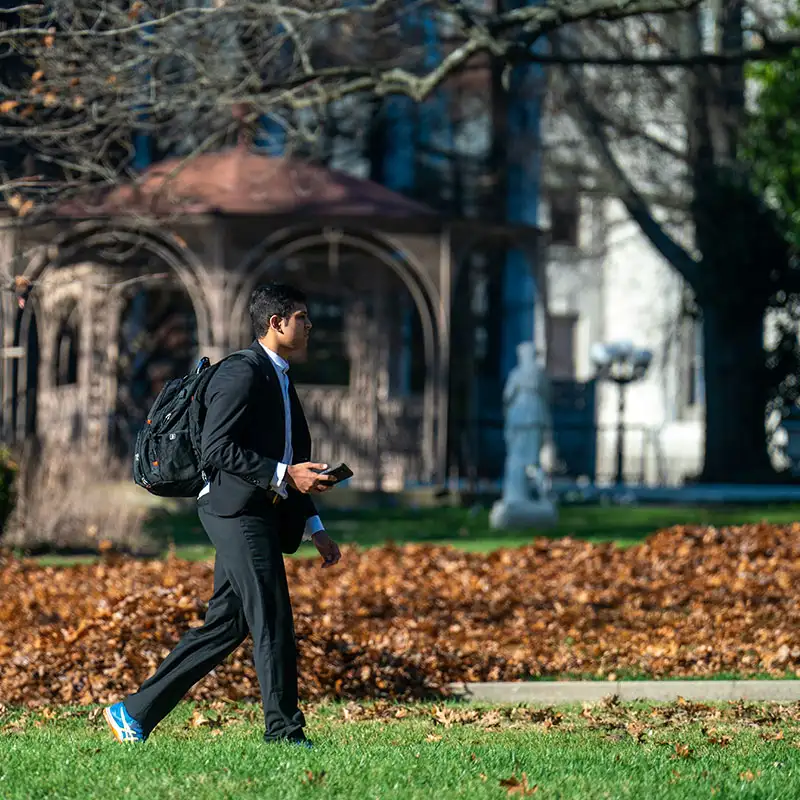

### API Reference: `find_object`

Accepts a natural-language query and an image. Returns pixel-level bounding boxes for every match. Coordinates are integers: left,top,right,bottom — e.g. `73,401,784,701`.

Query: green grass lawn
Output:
148,502,800,561
25,502,800,565
2,700,799,799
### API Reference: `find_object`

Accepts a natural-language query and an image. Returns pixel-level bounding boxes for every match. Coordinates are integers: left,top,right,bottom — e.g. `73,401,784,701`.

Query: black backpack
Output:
132,349,262,497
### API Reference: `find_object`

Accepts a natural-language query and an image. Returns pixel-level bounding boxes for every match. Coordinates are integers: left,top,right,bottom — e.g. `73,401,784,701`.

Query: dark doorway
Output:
9,303,40,441
112,286,198,458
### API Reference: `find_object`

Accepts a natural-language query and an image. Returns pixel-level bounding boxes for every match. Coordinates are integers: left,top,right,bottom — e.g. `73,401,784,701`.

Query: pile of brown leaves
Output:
1,523,799,706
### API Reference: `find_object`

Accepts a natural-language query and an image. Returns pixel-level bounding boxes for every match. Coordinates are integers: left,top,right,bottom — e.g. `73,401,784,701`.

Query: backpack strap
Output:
195,347,268,484
224,348,269,382
227,348,263,367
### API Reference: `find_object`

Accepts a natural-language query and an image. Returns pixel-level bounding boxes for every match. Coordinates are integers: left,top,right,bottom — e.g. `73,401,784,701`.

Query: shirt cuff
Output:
302,515,325,542
271,462,288,491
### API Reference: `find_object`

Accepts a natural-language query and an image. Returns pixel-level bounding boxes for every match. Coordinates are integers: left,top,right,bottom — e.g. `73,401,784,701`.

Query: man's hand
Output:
286,462,335,494
312,530,341,569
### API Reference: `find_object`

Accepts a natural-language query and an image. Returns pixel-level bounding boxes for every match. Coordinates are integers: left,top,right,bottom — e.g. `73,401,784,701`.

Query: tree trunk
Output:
698,295,774,483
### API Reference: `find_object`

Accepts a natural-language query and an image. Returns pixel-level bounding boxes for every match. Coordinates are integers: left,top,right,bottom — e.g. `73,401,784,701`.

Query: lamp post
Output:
590,340,652,485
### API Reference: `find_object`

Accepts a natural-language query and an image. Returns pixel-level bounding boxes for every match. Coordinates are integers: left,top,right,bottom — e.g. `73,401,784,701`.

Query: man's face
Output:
271,303,312,361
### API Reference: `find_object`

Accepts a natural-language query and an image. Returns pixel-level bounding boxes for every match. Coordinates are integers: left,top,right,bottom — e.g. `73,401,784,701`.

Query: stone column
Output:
85,275,123,457
371,276,392,487
345,294,381,489
202,267,236,363
0,289,16,442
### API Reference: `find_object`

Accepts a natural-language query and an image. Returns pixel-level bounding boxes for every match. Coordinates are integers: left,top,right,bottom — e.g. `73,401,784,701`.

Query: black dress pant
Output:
123,496,306,741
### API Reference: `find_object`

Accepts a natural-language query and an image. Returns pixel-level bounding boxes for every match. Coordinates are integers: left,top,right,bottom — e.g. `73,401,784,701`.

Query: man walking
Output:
104,283,342,746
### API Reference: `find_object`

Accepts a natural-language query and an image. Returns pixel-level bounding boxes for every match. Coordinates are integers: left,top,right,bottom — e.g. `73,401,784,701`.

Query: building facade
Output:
543,189,705,486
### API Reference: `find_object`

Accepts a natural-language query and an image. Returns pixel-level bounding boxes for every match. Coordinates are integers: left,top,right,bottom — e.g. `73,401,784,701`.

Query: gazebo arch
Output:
111,278,200,459
25,221,214,350
229,225,446,483
11,222,215,454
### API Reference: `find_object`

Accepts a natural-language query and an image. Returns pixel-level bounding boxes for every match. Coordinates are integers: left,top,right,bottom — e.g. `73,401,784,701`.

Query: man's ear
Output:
269,314,282,331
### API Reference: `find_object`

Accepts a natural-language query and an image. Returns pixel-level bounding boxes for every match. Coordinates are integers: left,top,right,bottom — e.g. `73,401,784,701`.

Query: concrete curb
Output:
448,681,800,703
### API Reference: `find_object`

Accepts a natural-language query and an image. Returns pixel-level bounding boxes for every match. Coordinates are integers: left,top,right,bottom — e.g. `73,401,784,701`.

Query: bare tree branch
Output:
552,38,700,284
0,0,716,215
505,30,800,66
0,0,793,221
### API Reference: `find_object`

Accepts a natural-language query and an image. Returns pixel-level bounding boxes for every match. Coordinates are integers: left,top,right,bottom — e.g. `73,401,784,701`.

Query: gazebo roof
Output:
59,147,436,219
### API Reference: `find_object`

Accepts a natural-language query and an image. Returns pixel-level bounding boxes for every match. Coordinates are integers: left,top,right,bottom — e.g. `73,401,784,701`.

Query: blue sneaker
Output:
290,738,314,750
265,733,314,748
103,702,146,742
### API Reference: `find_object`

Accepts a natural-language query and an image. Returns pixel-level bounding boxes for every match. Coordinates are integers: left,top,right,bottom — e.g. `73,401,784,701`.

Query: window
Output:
678,316,705,416
387,294,427,396
549,191,580,247
291,296,350,386
547,313,578,379
54,314,79,387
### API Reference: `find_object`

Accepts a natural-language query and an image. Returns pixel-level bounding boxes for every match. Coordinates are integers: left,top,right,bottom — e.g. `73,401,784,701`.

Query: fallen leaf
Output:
479,710,502,729
626,721,645,742
1,718,27,734
707,733,732,747
672,743,693,759
432,706,456,728
499,773,538,796
302,770,326,785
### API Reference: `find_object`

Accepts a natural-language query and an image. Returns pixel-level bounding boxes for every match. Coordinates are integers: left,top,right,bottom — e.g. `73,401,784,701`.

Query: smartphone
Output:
320,462,354,484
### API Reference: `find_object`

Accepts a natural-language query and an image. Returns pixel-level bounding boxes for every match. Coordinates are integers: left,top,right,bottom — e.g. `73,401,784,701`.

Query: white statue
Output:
490,341,558,529
503,342,551,495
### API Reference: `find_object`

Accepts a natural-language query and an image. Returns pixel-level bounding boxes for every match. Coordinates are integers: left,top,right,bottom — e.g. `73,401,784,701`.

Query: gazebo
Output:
0,145,542,489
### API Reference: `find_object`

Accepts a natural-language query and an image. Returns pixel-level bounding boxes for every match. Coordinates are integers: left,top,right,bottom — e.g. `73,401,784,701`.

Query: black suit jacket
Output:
199,341,317,553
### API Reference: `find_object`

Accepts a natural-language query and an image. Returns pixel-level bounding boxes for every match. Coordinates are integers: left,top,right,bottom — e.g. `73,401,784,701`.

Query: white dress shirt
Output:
199,344,325,542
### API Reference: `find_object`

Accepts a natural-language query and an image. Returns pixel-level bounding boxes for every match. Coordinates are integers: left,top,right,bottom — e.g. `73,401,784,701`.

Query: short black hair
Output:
249,282,307,338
